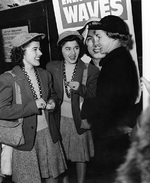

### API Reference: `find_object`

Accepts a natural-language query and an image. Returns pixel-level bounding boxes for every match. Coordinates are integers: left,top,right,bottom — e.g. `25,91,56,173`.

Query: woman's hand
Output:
141,77,150,94
46,99,56,110
68,81,80,90
35,98,46,109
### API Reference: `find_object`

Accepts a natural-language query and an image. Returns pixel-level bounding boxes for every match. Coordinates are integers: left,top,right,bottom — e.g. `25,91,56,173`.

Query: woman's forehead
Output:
87,30,96,36
62,40,79,47
25,41,40,48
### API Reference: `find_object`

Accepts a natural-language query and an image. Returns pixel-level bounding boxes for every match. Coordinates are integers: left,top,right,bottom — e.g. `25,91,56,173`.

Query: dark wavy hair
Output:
11,36,43,67
56,35,85,60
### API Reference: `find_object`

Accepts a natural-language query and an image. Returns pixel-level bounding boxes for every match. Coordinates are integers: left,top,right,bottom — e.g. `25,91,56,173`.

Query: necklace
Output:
63,62,78,98
21,67,42,100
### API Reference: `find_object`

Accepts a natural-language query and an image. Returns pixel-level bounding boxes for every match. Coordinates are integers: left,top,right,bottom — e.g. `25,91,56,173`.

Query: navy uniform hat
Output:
78,17,101,35
88,15,129,36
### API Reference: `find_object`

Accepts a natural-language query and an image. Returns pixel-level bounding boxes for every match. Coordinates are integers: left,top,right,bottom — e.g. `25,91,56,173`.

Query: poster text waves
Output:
60,0,127,28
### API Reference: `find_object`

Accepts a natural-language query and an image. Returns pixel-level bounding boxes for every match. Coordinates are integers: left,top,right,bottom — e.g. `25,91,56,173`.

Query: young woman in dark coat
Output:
46,30,99,183
0,32,67,183
82,15,139,140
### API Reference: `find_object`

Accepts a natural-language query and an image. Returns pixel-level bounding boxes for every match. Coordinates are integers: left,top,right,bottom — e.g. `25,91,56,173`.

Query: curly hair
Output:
106,32,134,50
11,36,43,67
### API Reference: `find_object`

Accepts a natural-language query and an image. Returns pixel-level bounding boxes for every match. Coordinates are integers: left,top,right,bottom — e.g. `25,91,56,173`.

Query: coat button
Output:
31,126,34,129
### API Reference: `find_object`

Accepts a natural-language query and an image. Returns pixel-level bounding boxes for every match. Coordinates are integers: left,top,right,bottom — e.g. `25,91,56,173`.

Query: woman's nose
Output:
93,36,99,46
38,49,42,56
71,49,76,54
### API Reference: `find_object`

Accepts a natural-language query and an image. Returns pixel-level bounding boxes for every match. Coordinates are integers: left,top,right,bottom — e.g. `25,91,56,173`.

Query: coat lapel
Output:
36,68,47,101
73,59,86,82
12,66,34,101
54,61,64,100
52,60,86,102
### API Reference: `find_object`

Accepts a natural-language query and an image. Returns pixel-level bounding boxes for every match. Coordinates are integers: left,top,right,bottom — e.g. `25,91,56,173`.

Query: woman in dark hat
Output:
0,32,67,183
84,15,140,156
46,30,99,183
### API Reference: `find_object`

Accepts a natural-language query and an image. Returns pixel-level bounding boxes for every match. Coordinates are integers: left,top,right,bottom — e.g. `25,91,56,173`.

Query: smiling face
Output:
86,29,105,60
94,30,115,54
61,40,80,65
23,41,42,68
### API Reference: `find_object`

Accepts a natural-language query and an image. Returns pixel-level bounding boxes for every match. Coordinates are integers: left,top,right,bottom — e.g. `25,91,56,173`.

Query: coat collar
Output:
99,46,126,66
73,59,86,82
12,65,26,80
11,66,47,101
53,59,86,99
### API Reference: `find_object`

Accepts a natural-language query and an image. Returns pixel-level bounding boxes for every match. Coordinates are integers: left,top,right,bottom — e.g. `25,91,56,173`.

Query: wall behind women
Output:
0,1,53,74
131,0,142,75
0,0,141,75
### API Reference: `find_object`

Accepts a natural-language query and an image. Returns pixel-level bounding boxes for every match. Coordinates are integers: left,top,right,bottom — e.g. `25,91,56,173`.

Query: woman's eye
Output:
86,37,92,42
33,48,38,51
96,35,101,39
65,47,70,51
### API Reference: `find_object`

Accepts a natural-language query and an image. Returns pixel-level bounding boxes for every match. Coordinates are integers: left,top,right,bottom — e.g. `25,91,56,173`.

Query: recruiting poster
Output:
2,26,28,62
52,0,141,101
52,0,136,61
52,0,130,32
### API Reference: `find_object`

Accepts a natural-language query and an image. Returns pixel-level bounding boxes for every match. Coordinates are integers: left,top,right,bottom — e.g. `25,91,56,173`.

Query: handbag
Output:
0,71,24,147
0,118,24,147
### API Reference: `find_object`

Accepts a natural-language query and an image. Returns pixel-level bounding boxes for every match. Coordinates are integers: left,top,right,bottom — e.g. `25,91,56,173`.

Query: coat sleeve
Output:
74,65,99,99
0,73,39,120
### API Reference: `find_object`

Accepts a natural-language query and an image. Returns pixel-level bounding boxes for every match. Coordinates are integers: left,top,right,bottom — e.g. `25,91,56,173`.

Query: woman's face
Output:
94,30,114,54
86,29,105,59
23,41,42,68
61,40,80,64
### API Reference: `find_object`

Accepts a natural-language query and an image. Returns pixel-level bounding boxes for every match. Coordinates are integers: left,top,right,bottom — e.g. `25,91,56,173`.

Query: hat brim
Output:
88,24,103,30
57,34,83,45
89,24,129,35
22,33,46,45
37,33,45,39
78,17,101,34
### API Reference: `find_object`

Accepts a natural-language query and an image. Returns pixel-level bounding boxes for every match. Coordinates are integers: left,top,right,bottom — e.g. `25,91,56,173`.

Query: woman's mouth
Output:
93,49,101,53
69,56,76,60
